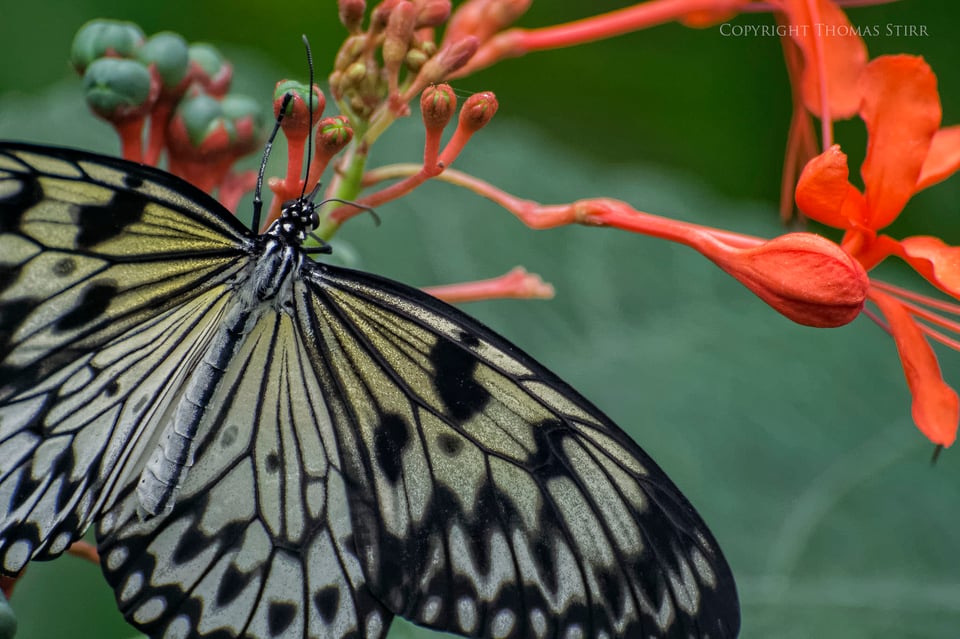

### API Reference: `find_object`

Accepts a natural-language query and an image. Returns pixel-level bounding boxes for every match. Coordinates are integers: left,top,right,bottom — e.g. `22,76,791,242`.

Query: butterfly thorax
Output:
247,237,302,309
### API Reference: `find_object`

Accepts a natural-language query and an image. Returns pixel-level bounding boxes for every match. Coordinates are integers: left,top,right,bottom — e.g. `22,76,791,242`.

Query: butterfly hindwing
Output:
96,308,392,639
299,265,740,638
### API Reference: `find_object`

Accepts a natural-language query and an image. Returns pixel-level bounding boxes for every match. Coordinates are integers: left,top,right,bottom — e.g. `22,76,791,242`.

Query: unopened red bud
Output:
416,0,451,28
708,232,868,328
338,0,366,32
446,0,530,43
421,84,456,131
167,92,227,153
316,116,354,155
371,0,402,32
273,81,325,140
459,91,498,132
488,0,532,30
418,36,479,83
220,95,265,156
383,2,416,69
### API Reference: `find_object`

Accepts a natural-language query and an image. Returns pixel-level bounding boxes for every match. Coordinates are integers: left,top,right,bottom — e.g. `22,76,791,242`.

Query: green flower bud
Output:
82,57,155,120
70,19,144,73
138,32,189,90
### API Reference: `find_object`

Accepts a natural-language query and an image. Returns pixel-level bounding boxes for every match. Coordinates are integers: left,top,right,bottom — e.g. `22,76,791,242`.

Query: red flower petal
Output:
917,125,960,191
870,290,958,446
859,55,941,229
898,236,960,297
795,145,865,228
779,0,867,118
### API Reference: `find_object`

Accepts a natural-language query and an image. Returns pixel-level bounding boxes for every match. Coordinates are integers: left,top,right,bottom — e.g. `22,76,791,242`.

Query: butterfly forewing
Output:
0,144,253,574
0,143,739,639
0,144,252,400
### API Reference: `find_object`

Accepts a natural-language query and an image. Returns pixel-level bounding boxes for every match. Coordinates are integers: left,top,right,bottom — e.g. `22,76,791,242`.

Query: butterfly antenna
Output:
320,197,381,226
301,34,315,204
252,91,294,232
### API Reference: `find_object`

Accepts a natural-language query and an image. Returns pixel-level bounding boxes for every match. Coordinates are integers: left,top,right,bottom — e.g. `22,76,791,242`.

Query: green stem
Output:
314,139,369,241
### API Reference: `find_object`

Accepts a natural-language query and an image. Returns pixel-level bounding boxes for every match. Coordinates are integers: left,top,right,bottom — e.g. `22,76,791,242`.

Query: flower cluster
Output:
70,21,263,209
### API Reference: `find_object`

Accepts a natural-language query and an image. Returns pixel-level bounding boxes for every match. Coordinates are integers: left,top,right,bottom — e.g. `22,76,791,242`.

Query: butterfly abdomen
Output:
136,236,302,518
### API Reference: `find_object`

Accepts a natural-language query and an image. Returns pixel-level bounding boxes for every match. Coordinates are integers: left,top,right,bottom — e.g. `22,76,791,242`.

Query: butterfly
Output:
0,142,740,638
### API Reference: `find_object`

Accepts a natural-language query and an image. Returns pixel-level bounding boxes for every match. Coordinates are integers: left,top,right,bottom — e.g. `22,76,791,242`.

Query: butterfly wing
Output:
0,143,252,571
299,264,740,638
96,308,393,639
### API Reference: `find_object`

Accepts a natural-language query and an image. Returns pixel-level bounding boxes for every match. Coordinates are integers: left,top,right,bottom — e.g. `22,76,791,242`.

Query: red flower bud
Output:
459,91,498,133
417,36,479,84
316,116,353,156
421,83,456,132
338,0,366,32
446,0,531,44
383,2,416,69
416,0,451,28
273,81,325,143
705,232,868,328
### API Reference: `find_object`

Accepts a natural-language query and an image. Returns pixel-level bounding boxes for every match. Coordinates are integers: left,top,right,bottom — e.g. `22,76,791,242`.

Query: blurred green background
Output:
2,2,960,638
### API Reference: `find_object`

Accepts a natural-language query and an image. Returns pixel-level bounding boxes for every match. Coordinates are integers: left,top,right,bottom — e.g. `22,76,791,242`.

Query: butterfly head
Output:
271,194,320,246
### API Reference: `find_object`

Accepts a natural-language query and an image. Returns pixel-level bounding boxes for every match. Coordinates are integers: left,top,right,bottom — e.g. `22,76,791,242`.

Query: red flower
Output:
796,55,960,446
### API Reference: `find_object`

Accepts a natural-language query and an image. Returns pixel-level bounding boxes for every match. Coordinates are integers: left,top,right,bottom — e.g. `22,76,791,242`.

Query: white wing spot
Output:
457,596,478,634
132,595,166,624
105,545,128,571
670,553,700,615
655,591,675,632
48,532,72,555
3,540,31,572
492,608,516,638
166,615,192,639
530,608,548,639
120,571,144,603
691,546,716,588
422,596,442,624
563,623,585,639
365,610,384,639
